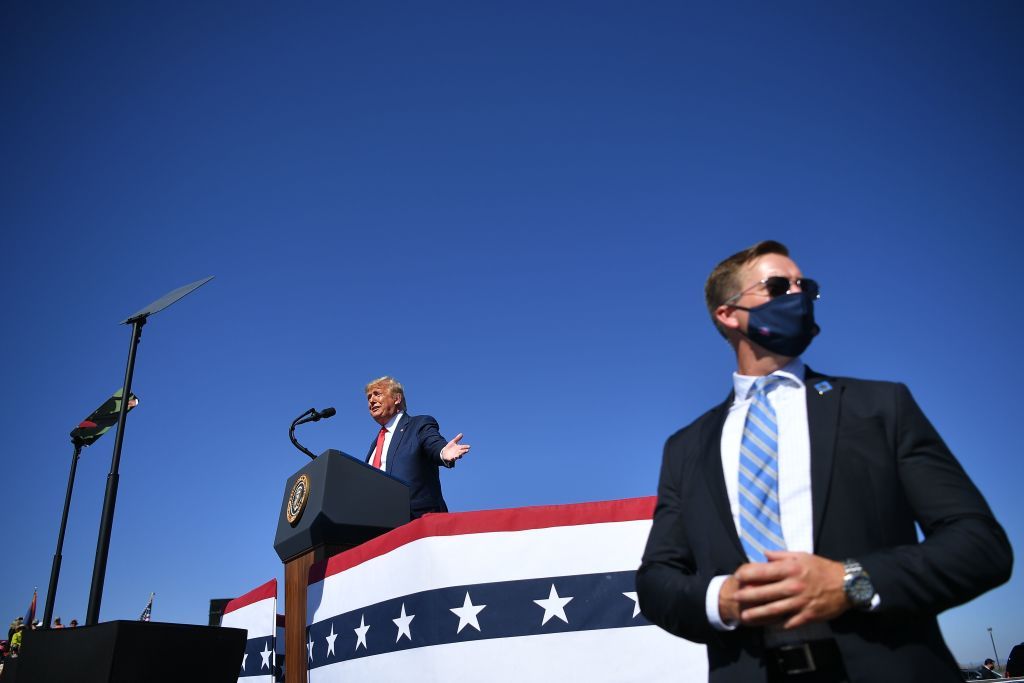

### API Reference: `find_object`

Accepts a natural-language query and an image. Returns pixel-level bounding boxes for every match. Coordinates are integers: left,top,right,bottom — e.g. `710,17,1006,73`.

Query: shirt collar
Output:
732,357,806,401
383,411,404,432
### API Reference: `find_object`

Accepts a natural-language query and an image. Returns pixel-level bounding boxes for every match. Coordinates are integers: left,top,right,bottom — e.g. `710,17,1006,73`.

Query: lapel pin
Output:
814,381,833,396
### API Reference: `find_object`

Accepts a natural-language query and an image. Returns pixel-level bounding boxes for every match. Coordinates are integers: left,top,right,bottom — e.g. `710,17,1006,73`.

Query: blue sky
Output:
2,0,1021,666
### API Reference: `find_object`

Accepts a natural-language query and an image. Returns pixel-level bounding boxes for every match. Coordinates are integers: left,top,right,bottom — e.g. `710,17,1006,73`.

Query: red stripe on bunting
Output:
309,496,655,585
223,577,277,614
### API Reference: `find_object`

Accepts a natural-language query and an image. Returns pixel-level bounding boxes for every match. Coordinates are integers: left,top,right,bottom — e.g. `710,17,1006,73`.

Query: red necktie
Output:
372,426,387,469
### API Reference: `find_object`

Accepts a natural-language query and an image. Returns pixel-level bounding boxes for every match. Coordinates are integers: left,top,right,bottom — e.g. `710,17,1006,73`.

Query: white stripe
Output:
221,596,276,639
310,520,652,622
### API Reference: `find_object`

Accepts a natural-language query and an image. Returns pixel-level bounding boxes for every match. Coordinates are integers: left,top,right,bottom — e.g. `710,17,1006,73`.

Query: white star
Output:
260,641,272,670
326,623,338,657
354,614,370,650
623,591,641,618
450,591,486,633
240,653,247,671
533,584,574,625
393,603,415,642
307,635,314,662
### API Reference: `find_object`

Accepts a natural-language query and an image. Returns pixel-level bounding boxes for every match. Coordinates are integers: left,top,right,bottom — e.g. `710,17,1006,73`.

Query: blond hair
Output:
364,376,407,411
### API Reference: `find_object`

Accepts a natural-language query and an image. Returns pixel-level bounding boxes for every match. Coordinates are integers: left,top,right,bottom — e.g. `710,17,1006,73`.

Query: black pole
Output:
86,317,145,625
988,627,1001,668
42,441,84,628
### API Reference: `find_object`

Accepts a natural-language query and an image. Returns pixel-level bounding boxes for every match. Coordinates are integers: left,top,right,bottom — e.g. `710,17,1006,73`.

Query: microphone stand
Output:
289,409,318,460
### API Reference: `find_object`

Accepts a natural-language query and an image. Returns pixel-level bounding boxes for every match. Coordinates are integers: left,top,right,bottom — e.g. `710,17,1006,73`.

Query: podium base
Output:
4,621,245,683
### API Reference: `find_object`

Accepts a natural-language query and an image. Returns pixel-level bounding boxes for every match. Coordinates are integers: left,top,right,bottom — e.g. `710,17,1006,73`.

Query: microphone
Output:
289,406,336,460
293,407,337,427
312,406,336,421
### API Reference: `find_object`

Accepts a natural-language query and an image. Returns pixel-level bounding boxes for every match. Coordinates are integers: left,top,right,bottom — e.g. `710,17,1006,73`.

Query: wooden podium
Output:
273,449,409,683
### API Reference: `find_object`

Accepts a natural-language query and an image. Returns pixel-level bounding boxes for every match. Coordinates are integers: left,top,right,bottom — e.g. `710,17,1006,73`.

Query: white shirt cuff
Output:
706,575,739,631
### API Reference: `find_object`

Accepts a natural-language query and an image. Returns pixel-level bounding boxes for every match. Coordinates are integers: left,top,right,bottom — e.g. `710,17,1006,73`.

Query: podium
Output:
274,449,409,683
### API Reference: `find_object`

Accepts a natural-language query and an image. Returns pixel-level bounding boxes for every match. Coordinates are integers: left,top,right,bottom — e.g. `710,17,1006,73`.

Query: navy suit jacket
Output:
636,370,1012,683
367,413,453,518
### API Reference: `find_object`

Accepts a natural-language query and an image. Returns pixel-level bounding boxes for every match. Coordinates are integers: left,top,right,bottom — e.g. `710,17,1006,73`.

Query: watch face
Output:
848,574,874,605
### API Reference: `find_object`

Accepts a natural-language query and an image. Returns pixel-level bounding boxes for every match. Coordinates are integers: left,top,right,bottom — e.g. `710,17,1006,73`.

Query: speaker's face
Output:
367,384,402,425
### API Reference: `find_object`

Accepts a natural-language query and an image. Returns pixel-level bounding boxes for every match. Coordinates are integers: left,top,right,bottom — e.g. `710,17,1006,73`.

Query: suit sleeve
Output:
636,432,719,644
859,383,1012,615
415,415,452,468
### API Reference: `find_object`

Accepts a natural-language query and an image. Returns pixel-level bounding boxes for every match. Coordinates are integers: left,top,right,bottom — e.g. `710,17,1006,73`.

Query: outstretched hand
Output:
441,433,471,464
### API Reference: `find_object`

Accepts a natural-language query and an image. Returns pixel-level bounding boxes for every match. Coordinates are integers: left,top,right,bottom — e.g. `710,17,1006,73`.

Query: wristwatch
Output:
842,559,875,610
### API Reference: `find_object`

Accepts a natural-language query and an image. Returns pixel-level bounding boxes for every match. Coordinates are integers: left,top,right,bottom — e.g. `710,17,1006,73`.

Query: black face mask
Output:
733,292,819,357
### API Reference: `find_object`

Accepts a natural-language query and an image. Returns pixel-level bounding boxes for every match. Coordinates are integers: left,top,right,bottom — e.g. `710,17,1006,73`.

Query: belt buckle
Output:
776,643,817,675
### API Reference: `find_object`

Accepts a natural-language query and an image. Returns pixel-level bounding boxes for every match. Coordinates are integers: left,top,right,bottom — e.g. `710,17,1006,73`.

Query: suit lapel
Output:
385,413,411,474
700,393,747,559
804,368,841,550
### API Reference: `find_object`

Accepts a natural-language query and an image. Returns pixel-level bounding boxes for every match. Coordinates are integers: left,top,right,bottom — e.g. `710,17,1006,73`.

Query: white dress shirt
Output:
705,358,833,644
370,411,404,471
724,359,814,560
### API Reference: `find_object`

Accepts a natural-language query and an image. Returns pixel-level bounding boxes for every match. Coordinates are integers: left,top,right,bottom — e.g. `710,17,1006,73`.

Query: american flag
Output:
305,497,706,682
24,587,37,625
139,592,154,622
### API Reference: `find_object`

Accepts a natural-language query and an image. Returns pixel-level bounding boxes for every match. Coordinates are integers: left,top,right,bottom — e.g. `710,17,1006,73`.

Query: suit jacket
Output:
636,369,1012,683
367,413,452,518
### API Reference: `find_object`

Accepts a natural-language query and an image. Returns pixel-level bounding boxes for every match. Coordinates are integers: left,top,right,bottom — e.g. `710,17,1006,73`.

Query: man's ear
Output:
715,304,741,332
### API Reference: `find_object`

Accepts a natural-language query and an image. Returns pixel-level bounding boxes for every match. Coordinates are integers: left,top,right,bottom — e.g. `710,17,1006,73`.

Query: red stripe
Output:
223,578,277,614
308,496,655,585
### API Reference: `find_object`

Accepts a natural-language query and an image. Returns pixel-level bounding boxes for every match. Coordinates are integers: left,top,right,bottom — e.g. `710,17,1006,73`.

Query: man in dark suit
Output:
636,241,1012,682
976,658,1002,679
364,376,470,518
1005,644,1024,678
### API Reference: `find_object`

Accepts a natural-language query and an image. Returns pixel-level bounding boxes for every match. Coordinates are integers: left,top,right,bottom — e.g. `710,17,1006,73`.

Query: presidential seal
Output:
286,474,311,525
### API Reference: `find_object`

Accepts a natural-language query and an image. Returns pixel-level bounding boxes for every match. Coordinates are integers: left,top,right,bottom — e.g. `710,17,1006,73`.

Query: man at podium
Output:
364,376,471,518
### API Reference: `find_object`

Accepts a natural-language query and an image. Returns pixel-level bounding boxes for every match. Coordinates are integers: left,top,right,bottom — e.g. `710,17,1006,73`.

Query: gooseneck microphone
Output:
289,406,336,460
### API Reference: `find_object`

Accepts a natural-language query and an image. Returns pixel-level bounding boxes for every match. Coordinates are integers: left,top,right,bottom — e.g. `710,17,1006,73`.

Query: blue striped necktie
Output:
739,376,786,563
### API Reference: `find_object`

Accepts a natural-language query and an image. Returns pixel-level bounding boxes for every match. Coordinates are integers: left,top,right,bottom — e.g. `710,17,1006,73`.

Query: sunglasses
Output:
724,276,820,305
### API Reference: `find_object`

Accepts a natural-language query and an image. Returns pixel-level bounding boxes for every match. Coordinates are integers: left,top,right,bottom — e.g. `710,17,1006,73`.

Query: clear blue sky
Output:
2,0,1021,666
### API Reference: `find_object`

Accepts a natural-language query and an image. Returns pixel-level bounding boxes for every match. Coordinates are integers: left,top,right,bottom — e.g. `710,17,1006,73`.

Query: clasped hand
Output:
719,551,848,629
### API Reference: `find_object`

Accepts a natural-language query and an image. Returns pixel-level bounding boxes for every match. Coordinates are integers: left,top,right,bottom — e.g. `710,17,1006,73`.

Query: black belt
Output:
766,639,847,681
